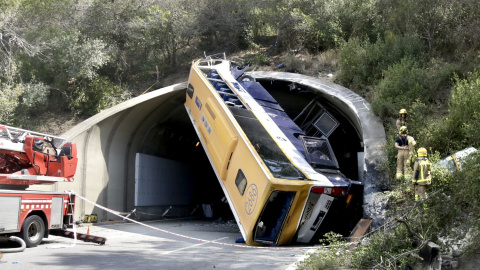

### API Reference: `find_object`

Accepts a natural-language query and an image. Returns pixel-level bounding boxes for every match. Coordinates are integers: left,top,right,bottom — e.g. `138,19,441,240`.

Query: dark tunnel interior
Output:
135,79,363,221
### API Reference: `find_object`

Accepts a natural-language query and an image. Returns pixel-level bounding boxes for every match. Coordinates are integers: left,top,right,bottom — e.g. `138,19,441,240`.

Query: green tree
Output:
139,1,198,68
44,30,109,82
0,0,48,124
195,0,253,52
0,81,22,123
71,76,130,117
447,71,480,149
79,0,149,82
337,34,425,96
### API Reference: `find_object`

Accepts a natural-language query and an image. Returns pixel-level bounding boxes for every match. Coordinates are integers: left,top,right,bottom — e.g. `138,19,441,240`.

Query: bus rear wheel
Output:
20,215,45,247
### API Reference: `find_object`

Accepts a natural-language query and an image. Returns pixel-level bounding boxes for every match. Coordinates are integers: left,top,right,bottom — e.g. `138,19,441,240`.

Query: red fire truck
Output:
0,124,78,247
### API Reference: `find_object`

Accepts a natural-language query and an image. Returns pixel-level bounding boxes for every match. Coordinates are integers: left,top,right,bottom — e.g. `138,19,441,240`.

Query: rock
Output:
442,255,453,261
442,260,452,268
442,259,459,269
452,249,462,257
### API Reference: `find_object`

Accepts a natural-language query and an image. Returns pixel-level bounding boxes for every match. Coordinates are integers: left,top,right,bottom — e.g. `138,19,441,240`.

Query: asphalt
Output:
0,218,315,270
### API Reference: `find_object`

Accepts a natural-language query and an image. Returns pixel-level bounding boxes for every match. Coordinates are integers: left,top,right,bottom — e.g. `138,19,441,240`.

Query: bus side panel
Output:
222,146,271,245
205,97,238,180
187,69,238,180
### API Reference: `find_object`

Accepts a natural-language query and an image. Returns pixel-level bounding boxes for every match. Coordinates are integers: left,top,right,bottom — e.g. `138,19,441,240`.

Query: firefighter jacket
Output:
408,136,417,164
396,117,407,131
413,158,432,185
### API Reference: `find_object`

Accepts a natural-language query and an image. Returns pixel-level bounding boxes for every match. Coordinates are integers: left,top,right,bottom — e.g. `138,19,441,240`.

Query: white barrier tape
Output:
74,192,314,250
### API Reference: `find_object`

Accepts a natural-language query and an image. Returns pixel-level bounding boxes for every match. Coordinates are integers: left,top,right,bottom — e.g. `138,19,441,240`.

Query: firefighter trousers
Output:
396,149,411,180
414,184,427,201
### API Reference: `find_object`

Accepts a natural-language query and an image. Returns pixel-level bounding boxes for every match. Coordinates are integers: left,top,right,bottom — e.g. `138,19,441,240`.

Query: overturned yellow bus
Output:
184,53,363,246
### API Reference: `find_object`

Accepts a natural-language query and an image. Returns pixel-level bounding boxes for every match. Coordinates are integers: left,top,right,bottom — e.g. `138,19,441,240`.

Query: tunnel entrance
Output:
256,79,364,181
134,95,233,221
133,79,363,221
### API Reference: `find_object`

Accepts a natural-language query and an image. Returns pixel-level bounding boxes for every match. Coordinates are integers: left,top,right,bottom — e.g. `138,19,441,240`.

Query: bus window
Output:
438,157,457,173
254,191,296,245
301,136,339,170
235,169,247,195
187,83,194,99
229,107,305,180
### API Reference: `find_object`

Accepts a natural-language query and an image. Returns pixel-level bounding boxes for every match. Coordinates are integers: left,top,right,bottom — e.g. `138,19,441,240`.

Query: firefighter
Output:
396,109,408,131
395,126,416,180
412,147,432,201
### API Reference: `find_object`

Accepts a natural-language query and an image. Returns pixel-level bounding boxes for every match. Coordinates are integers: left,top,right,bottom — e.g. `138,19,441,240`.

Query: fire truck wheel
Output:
20,215,45,247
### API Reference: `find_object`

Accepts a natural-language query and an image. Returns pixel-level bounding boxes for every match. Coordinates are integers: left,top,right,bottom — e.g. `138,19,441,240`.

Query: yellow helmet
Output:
417,147,427,157
399,126,408,135
399,109,407,114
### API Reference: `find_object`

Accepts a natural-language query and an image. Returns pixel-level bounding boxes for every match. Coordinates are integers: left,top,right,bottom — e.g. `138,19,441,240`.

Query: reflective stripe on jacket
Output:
413,159,432,185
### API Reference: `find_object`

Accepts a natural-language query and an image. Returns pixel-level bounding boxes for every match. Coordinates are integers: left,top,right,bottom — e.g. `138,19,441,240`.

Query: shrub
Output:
415,117,455,156
18,82,50,112
0,82,23,124
8,82,52,128
447,71,480,149
337,35,425,97
296,232,347,270
350,225,415,269
71,76,131,117
418,70,480,154
279,53,306,73
244,52,270,66
371,57,429,120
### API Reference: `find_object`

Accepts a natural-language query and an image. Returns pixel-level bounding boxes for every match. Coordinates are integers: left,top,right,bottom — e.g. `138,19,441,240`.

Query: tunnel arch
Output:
42,73,386,222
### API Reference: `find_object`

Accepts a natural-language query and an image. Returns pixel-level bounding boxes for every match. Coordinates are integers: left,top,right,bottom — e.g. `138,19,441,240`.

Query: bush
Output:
244,52,270,66
350,225,415,269
337,35,425,97
9,82,52,128
423,58,459,103
336,37,369,92
417,70,480,155
447,71,480,149
414,117,454,156
0,82,23,124
371,57,429,120
296,232,347,270
71,76,131,117
279,53,306,73
421,153,480,251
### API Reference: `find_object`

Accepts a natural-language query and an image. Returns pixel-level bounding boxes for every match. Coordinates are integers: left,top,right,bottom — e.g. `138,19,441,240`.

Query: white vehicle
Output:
437,147,478,173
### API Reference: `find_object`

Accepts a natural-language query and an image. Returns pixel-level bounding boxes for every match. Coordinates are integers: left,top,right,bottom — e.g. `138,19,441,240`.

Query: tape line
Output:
73,191,313,250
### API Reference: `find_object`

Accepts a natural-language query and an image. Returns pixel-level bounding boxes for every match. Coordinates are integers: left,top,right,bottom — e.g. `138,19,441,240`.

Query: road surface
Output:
0,218,315,270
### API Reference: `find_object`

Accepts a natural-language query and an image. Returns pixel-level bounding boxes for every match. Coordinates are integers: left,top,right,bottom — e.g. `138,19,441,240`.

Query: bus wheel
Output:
20,215,45,247
239,75,255,82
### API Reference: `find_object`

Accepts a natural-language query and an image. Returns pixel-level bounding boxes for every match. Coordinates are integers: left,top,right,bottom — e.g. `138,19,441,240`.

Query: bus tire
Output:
20,215,45,247
239,75,255,82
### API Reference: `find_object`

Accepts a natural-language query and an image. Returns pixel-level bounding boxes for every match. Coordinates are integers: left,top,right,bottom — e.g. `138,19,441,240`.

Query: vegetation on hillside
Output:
1,0,479,268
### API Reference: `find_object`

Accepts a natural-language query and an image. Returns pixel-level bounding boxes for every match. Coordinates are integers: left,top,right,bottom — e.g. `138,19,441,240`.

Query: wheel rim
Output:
27,220,41,242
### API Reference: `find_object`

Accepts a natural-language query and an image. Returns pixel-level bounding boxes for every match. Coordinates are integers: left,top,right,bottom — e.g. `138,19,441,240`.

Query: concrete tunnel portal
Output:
49,72,386,225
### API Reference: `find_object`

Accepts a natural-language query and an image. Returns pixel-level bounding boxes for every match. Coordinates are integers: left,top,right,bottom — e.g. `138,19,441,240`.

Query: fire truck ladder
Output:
0,124,66,146
0,124,75,185
66,193,75,227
